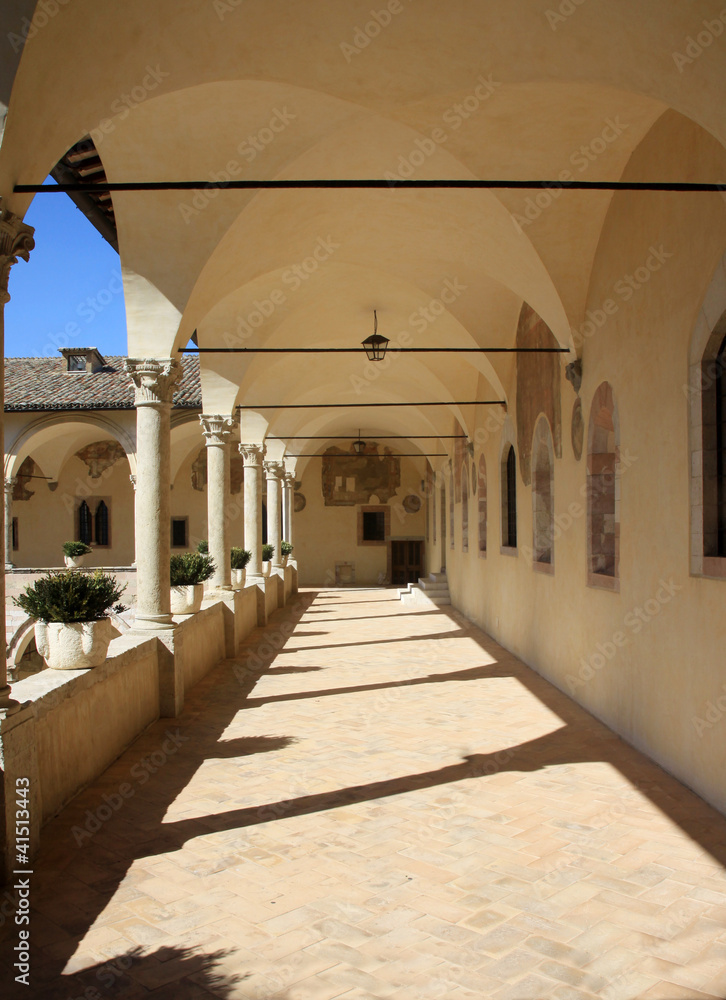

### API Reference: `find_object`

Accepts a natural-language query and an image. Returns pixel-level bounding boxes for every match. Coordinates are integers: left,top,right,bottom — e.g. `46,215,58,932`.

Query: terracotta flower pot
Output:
35,619,115,670
170,583,204,615
231,568,246,590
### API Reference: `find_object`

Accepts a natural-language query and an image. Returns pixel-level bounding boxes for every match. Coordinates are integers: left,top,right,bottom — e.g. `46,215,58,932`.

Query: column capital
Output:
4,477,17,495
200,413,238,446
264,460,285,480
239,443,264,467
283,472,296,488
0,206,35,304
124,358,182,406
129,474,137,491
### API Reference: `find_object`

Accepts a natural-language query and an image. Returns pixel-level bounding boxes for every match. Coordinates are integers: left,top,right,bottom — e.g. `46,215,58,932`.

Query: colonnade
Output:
119,376,294,632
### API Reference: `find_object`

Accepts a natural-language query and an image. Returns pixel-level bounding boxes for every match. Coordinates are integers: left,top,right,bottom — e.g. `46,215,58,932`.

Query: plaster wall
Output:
12,636,159,825
174,602,227,692
297,454,426,586
446,115,726,816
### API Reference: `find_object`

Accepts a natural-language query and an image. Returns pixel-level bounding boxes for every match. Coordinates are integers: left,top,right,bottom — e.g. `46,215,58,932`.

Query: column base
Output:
130,612,176,632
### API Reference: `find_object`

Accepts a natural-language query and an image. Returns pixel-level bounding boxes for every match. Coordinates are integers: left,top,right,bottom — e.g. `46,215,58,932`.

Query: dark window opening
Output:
363,510,386,541
717,340,726,556
78,501,92,545
504,446,517,548
67,354,86,372
12,517,18,551
95,500,109,546
171,518,188,548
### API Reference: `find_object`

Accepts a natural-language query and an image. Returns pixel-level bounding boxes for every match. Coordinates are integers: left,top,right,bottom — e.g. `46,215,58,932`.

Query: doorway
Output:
391,540,423,586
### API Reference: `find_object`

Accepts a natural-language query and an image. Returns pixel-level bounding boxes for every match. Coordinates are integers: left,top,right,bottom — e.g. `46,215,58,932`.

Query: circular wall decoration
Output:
402,494,422,514
571,397,584,461
293,492,307,512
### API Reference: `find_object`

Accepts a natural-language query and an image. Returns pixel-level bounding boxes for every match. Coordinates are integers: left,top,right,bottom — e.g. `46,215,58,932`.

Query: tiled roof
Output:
4,355,201,411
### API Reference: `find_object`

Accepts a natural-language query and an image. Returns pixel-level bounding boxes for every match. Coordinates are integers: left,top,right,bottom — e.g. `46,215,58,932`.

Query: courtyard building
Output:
0,1,725,996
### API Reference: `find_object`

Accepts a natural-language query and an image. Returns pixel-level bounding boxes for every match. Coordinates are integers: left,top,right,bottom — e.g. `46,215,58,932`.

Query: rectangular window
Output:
171,517,188,548
12,517,18,551
358,505,390,545
363,511,386,541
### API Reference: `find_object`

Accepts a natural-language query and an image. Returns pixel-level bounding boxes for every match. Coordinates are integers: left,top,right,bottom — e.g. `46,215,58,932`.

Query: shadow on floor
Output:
3,587,726,997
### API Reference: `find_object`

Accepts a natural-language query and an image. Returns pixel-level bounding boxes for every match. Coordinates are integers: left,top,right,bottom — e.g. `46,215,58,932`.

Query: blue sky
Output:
4,177,128,358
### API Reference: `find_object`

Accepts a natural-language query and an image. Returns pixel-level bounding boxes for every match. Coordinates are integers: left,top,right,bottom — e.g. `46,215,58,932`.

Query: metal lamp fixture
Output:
361,310,389,361
352,429,366,455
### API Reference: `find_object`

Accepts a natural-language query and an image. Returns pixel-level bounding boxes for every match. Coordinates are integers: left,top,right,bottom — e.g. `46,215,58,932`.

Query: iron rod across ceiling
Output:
180,347,569,354
289,453,447,458
16,179,726,193
238,400,505,409
267,435,466,440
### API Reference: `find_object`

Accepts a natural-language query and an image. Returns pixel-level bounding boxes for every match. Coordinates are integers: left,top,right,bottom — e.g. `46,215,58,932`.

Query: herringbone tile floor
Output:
3,588,726,999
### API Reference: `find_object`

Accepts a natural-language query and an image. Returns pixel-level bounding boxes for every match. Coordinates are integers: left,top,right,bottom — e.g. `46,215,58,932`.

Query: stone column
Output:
4,478,16,569
0,207,34,711
282,472,295,546
201,414,237,591
265,461,285,569
241,444,264,580
125,359,181,631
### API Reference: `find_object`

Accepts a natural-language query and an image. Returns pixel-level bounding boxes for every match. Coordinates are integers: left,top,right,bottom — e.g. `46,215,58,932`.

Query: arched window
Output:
688,288,726,577
478,456,487,557
699,326,726,564
94,500,109,546
449,467,455,550
532,417,554,568
462,466,469,553
501,446,517,549
78,501,92,545
587,381,619,588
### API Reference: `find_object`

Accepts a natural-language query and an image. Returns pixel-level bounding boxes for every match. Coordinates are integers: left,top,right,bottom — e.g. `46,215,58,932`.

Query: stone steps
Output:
399,571,451,606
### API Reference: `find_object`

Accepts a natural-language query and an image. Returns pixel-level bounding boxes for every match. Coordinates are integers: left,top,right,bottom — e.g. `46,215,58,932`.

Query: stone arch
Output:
587,381,620,589
5,412,136,480
532,415,555,570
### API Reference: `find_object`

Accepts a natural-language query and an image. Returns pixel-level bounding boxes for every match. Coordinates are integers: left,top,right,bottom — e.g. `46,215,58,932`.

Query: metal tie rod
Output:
16,179,726,193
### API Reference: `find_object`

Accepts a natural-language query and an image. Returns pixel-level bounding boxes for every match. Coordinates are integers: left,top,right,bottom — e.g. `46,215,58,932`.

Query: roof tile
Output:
4,355,201,411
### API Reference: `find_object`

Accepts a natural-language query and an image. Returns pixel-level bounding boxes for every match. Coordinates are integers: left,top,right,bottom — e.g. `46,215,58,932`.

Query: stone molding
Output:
264,460,285,480
239,443,264,467
200,413,238,446
0,205,35,304
124,358,182,406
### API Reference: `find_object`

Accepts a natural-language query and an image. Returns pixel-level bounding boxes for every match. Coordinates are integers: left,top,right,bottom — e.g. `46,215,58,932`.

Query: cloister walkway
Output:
3,589,726,999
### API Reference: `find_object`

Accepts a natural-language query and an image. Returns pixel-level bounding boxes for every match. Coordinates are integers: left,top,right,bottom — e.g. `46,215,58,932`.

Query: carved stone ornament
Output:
239,443,264,467
0,204,35,304
124,358,182,405
200,413,238,446
264,460,286,480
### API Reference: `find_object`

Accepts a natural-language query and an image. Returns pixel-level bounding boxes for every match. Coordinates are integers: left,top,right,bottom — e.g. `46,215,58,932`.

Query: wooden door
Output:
391,540,423,586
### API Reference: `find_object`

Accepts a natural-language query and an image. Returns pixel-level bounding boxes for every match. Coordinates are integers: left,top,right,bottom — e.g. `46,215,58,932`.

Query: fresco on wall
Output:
516,302,563,484
13,456,37,501
322,444,401,506
76,440,127,479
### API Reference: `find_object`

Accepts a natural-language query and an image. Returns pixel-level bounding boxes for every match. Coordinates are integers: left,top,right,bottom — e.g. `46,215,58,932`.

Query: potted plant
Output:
281,540,294,567
63,540,92,569
230,547,251,589
262,543,274,576
14,570,126,670
196,539,209,553
170,552,215,614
